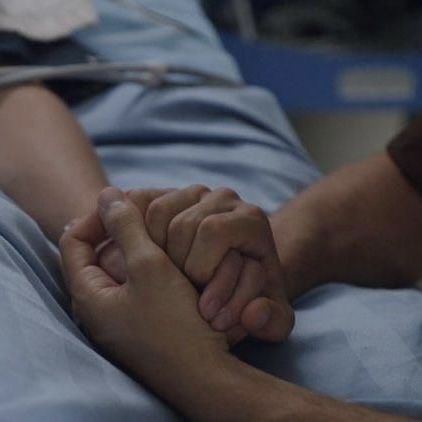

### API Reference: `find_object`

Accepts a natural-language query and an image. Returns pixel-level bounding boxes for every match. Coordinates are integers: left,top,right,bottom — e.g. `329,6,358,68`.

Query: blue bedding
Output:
0,0,421,419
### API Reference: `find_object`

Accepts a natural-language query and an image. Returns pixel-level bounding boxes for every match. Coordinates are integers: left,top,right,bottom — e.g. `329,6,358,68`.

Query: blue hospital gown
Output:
0,0,421,420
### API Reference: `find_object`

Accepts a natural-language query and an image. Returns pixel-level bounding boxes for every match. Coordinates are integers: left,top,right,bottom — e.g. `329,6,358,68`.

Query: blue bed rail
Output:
221,32,422,112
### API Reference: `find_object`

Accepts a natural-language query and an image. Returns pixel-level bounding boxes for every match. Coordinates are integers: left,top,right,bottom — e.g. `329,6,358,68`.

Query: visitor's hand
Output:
100,185,294,345
60,187,228,397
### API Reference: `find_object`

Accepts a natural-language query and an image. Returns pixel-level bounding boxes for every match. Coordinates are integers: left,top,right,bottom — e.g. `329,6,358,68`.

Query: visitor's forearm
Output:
270,153,422,300
0,85,108,243
153,351,406,421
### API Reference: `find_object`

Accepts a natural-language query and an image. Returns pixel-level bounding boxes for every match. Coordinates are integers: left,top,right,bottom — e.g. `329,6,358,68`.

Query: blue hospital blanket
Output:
0,0,421,420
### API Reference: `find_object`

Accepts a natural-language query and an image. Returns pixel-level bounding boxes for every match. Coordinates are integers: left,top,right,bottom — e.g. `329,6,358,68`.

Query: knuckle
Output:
198,215,225,239
167,214,188,239
241,203,266,219
188,184,211,198
171,211,199,231
127,189,147,200
128,190,154,214
147,198,168,221
145,201,168,245
214,187,239,200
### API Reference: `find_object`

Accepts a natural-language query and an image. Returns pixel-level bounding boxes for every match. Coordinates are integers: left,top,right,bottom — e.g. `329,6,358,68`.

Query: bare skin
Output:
0,85,108,243
100,152,422,337
100,186,294,345
0,84,417,419
0,84,292,343
269,152,422,301
59,187,408,422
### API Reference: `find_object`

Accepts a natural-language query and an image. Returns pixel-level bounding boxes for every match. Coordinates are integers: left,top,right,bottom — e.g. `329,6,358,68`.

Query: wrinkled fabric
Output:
0,0,420,420
0,193,178,421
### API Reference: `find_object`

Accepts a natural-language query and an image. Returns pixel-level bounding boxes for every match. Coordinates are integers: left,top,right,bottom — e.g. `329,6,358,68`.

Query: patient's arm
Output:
0,84,293,346
0,85,108,243
270,152,422,300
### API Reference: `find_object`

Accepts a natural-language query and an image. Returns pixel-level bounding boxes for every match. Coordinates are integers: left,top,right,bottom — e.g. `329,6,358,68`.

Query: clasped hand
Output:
59,186,294,384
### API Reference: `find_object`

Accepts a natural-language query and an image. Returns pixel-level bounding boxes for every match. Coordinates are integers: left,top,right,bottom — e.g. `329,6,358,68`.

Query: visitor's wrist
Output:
165,350,274,421
269,205,332,301
272,153,422,292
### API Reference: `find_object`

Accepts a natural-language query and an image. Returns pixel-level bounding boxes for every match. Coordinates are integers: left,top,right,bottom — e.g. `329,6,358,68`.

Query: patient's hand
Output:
60,188,229,408
99,185,294,345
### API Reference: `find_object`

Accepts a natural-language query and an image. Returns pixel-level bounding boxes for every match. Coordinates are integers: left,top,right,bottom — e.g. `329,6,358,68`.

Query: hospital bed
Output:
0,1,420,420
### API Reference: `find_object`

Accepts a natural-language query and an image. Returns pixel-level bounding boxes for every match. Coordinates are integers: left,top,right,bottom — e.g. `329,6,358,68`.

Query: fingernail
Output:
254,307,271,330
64,218,79,232
203,299,221,321
98,187,126,214
212,309,233,331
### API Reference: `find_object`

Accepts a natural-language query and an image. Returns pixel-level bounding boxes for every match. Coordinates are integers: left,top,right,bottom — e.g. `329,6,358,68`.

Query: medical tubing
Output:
0,63,242,89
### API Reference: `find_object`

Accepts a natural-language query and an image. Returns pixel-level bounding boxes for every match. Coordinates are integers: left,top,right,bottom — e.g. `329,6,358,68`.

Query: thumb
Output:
97,187,162,276
241,297,295,343
98,241,126,284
